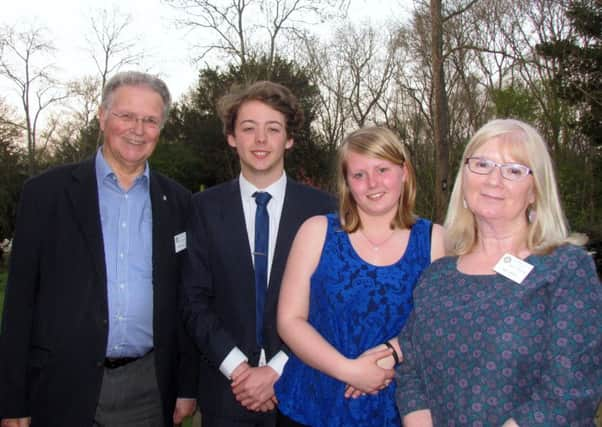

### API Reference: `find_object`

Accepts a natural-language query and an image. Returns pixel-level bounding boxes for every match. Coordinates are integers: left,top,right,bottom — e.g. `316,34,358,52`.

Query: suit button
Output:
97,361,104,368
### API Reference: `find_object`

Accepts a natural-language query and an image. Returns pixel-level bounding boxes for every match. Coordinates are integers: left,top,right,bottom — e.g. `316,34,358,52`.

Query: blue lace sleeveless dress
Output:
275,213,433,427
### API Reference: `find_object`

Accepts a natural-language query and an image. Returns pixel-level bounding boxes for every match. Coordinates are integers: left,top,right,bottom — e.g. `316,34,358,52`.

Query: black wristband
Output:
383,341,400,365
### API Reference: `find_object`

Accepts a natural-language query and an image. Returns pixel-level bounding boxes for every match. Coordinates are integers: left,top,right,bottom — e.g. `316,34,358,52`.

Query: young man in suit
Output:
0,71,198,427
181,81,335,427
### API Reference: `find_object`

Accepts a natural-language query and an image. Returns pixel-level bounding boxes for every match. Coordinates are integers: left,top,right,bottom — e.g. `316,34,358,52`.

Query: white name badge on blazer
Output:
174,232,187,253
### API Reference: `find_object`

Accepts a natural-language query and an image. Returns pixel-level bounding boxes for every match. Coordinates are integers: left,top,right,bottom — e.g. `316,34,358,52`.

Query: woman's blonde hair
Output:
337,126,417,232
445,118,586,255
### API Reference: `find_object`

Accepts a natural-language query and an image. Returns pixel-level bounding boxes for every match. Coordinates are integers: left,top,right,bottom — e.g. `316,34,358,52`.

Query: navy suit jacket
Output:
181,177,335,419
0,158,199,426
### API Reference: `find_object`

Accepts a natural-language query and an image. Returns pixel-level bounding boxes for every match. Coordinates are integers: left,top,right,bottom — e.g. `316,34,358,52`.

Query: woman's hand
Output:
342,347,395,398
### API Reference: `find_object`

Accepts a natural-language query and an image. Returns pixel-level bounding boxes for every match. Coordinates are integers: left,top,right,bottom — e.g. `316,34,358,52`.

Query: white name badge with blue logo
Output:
493,253,533,284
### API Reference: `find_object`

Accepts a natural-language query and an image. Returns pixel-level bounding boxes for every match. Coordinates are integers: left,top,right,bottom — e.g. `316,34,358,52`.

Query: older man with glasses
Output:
0,71,199,427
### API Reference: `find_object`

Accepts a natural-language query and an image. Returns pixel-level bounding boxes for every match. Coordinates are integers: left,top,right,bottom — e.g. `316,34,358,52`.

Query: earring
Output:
527,206,536,224
462,198,467,209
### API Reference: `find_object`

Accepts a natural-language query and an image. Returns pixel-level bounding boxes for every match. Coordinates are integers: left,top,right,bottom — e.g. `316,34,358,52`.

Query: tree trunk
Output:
431,0,450,223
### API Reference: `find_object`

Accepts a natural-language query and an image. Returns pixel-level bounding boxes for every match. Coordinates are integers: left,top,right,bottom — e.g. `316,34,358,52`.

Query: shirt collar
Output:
95,146,150,186
239,171,287,203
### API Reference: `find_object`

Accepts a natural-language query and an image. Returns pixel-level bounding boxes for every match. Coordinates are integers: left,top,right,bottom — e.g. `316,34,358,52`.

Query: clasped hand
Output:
231,362,279,412
344,346,396,399
0,418,31,427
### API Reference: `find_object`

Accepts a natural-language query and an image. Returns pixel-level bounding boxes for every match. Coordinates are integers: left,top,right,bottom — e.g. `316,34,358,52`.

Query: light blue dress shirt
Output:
95,149,154,358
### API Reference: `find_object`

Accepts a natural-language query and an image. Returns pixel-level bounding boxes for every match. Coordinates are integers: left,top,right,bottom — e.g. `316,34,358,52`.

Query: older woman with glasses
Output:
395,119,602,426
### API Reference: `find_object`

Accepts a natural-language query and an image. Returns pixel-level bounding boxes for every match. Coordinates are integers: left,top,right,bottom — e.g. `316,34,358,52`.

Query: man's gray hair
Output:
101,71,172,125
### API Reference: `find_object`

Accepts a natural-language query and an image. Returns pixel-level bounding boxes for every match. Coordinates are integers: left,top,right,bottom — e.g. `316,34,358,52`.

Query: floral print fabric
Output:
396,244,602,426
276,214,432,427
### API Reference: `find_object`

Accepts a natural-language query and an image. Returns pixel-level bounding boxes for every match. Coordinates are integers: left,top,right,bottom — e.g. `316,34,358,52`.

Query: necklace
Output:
359,228,397,251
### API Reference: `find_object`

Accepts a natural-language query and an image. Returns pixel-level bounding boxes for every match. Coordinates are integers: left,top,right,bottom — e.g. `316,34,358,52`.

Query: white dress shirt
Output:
219,172,289,378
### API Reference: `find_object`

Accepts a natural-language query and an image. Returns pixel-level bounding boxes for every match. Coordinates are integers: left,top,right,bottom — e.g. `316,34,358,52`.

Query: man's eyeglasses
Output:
111,111,161,130
465,157,532,181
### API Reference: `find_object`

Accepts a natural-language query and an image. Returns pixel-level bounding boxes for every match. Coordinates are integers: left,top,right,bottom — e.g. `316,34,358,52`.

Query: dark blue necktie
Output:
253,191,272,347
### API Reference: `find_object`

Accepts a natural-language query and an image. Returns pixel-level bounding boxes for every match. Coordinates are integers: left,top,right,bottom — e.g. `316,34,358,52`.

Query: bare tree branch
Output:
0,24,65,174
165,0,348,76
85,6,144,89
442,0,479,23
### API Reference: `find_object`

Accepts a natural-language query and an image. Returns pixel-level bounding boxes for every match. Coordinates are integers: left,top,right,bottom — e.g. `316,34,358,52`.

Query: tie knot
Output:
253,191,272,207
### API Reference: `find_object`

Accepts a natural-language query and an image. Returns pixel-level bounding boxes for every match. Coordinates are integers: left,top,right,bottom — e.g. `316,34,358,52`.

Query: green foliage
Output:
395,115,438,220
0,118,27,241
150,139,205,192
537,0,602,147
162,74,239,189
490,85,538,122
555,147,600,235
51,118,101,165
533,0,602,256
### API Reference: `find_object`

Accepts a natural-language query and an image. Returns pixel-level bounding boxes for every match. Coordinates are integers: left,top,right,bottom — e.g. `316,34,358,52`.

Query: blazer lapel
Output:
220,179,255,278
267,179,303,297
149,172,172,288
67,158,106,284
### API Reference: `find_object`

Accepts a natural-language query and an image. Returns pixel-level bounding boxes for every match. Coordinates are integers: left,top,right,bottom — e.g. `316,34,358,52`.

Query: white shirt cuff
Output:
267,350,289,376
219,347,248,379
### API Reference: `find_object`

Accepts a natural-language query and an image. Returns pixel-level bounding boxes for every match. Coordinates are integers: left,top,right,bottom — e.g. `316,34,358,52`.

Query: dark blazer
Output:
181,177,335,420
0,158,199,427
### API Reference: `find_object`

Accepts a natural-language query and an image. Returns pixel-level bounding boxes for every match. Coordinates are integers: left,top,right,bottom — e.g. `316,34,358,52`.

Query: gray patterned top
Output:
396,244,602,426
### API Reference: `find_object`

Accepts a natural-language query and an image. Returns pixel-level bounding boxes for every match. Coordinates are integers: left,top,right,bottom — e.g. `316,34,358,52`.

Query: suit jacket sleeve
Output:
180,195,238,368
0,179,44,418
